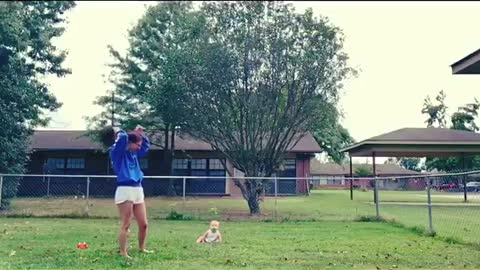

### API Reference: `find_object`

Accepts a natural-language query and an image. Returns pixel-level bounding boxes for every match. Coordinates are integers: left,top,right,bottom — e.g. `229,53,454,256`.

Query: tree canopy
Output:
0,1,75,208
87,1,355,214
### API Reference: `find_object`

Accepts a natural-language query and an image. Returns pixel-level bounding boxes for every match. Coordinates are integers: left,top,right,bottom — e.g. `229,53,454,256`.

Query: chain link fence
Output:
0,174,311,220
2,171,480,245
343,169,480,246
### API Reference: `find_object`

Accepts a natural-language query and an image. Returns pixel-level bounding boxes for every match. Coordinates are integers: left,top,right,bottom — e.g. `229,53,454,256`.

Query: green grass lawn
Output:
1,218,480,270
4,190,480,245
8,189,467,220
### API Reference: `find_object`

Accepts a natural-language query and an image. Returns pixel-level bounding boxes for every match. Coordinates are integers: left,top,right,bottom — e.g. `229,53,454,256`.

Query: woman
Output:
109,125,152,259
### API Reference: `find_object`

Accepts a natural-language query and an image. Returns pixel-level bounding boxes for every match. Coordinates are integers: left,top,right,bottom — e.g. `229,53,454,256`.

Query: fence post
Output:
182,177,186,203
0,175,3,209
306,177,311,196
85,177,90,215
46,176,51,197
374,177,380,218
350,178,353,201
427,178,435,235
274,175,278,220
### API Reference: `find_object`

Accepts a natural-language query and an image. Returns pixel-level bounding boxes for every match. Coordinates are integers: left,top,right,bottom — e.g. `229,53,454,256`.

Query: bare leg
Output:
133,202,152,253
118,201,133,259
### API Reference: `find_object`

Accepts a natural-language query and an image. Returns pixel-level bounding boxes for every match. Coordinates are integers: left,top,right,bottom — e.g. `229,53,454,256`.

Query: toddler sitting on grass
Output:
196,220,222,243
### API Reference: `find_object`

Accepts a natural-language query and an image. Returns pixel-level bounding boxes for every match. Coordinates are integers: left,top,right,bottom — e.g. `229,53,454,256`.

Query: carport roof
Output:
341,128,480,157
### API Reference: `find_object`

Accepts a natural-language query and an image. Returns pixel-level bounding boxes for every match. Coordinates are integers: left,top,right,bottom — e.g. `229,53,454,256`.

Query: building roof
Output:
367,127,480,142
341,128,480,157
31,130,101,150
451,48,480,74
31,130,322,153
310,162,345,175
310,160,422,176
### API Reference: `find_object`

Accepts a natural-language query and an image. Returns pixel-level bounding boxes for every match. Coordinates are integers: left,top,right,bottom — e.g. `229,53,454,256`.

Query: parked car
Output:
466,182,480,192
434,183,457,191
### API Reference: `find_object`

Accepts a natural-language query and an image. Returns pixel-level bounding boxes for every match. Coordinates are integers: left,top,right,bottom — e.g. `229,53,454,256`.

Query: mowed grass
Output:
5,190,480,245
2,218,480,270
8,189,472,219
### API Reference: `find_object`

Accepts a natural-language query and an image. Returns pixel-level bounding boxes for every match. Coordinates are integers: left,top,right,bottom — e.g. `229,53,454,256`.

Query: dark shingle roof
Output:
368,128,480,143
451,48,480,74
341,128,480,157
31,130,322,153
31,130,101,150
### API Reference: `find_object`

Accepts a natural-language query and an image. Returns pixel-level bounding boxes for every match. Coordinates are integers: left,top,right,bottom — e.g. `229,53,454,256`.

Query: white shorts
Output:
114,186,145,205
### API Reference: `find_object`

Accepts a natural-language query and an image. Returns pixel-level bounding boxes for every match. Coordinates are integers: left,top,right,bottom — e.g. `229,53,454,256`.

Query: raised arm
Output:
110,130,127,160
135,125,150,158
137,135,150,158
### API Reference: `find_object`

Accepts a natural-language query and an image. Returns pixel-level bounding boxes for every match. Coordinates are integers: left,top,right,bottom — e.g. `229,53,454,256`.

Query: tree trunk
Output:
234,178,263,215
247,193,261,214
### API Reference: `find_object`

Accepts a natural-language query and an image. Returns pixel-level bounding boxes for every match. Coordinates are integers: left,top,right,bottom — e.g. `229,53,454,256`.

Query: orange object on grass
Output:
77,242,88,249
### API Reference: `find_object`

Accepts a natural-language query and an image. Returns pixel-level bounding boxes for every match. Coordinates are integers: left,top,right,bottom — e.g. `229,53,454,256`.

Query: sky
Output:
44,1,480,162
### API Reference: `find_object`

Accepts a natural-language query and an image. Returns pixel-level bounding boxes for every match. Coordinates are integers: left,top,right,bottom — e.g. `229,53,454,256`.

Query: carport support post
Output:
349,155,353,200
462,153,467,202
373,152,379,218
427,177,434,234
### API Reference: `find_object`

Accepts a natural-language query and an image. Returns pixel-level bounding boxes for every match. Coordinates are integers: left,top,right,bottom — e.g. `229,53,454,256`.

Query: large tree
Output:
85,2,200,181
180,2,354,213
0,1,75,208
313,124,354,164
89,1,354,214
311,102,355,164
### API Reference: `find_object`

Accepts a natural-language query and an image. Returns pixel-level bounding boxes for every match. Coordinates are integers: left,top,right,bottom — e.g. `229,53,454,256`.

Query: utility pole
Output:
107,91,115,175
111,91,115,128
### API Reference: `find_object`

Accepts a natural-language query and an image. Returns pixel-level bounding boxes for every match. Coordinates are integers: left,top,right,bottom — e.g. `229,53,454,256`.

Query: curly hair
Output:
99,126,142,147
127,132,142,143
99,126,115,147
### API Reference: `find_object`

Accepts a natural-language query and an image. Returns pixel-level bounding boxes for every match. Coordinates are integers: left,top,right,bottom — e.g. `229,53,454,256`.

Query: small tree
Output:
451,99,480,132
422,91,480,173
355,164,372,190
398,157,423,172
421,90,447,128
355,165,372,177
